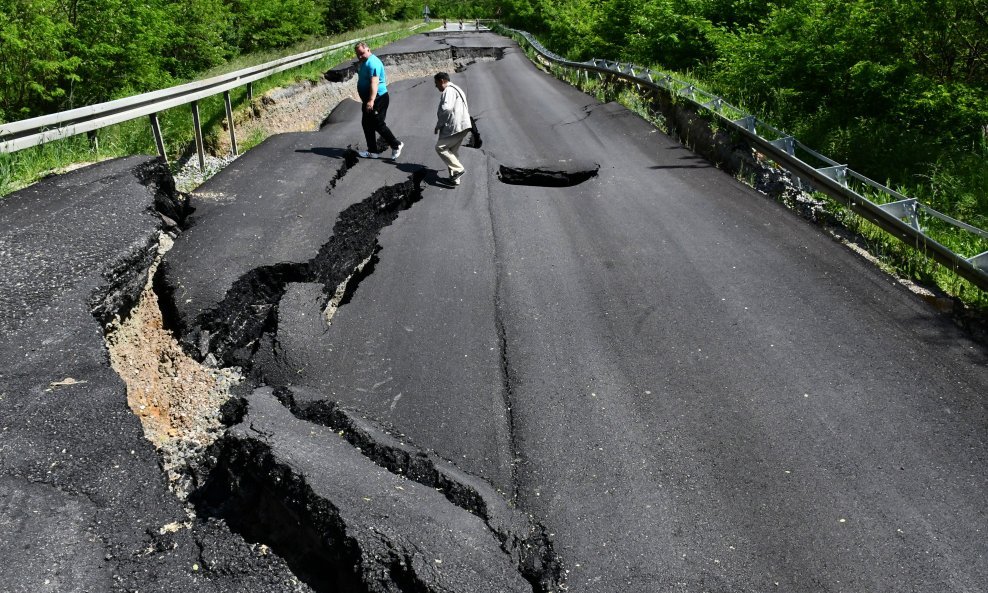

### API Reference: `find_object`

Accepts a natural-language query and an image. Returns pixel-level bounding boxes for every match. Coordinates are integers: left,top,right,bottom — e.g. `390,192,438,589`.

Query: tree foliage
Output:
503,0,988,223
0,0,427,123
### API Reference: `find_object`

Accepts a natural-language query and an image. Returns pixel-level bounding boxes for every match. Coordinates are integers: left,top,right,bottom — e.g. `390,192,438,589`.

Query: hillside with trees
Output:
2,0,985,237
0,0,496,123
498,0,987,230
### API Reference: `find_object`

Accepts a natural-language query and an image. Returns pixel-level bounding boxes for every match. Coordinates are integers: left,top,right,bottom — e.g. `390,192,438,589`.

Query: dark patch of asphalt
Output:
0,157,308,592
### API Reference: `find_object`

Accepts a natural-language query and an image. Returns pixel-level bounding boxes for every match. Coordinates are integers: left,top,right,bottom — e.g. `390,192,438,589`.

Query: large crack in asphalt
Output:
190,168,426,369
272,386,563,593
133,156,564,590
191,387,556,593
97,46,566,589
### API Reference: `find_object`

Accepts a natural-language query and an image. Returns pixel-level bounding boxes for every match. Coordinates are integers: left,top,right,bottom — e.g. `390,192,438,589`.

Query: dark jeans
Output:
361,92,399,153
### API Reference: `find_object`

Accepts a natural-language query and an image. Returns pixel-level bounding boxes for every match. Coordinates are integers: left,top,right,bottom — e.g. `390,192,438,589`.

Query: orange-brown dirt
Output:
105,234,241,498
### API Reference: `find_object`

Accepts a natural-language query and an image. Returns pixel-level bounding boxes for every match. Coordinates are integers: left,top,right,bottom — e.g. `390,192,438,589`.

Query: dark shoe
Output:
450,169,465,185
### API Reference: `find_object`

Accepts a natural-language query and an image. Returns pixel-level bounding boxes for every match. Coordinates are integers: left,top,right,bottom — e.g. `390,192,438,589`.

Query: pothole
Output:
105,232,243,499
497,163,600,187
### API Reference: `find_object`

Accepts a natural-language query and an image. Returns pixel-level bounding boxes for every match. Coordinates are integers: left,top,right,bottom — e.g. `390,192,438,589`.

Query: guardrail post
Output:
224,91,238,156
969,251,988,272
878,199,922,231
148,113,167,162
732,116,756,132
769,136,796,156
191,101,206,171
246,82,253,102
817,165,848,187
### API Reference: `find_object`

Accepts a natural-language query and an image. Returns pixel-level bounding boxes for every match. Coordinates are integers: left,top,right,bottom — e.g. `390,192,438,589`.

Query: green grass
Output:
0,20,428,197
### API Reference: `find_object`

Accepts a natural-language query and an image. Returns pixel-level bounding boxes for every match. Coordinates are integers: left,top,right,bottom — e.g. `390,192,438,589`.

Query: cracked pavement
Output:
2,30,987,593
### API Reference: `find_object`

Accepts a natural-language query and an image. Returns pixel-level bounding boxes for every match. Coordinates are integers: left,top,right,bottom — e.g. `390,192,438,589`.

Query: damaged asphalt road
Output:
0,157,307,592
3,30,988,593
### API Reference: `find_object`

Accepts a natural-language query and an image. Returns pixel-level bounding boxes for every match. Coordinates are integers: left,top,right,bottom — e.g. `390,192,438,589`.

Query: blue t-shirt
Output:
357,54,388,101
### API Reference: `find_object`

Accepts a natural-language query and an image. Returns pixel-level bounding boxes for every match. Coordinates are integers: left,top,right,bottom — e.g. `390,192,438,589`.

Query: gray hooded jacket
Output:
436,82,471,138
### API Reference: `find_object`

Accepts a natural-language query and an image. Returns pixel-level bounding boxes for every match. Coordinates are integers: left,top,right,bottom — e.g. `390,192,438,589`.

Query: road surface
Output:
2,30,984,593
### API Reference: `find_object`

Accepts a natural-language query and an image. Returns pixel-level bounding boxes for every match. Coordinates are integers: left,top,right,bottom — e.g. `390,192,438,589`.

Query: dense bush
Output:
501,0,987,226
0,0,425,122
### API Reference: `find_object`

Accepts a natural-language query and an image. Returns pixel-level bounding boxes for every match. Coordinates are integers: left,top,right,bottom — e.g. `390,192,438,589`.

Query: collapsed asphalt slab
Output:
0,157,309,592
196,386,551,592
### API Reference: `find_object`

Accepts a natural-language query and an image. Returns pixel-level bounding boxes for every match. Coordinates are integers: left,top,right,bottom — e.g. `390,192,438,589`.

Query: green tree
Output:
323,0,368,34
227,0,325,52
0,0,79,121
164,0,235,79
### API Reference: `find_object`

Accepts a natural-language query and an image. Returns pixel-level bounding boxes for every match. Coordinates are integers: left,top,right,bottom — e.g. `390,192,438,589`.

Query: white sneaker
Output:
391,142,404,161
358,150,380,159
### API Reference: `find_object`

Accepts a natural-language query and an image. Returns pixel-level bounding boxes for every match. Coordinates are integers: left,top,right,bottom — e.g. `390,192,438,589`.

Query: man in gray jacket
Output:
433,72,471,185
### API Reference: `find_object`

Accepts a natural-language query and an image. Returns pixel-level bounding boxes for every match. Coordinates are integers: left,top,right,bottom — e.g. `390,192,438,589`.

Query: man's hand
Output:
434,127,440,135
365,100,375,113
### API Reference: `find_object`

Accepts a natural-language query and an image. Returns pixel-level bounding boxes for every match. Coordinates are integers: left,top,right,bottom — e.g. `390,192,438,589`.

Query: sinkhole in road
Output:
497,163,600,187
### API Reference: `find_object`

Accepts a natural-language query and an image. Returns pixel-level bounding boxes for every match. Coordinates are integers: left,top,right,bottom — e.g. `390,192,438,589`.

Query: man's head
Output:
433,72,450,91
354,42,371,61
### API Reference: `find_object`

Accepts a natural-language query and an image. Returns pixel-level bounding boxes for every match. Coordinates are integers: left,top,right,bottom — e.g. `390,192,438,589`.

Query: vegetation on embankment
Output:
497,0,987,308
496,0,986,231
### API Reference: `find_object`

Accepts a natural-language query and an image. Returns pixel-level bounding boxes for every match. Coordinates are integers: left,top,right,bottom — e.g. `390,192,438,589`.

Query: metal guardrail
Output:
0,27,419,169
503,27,988,292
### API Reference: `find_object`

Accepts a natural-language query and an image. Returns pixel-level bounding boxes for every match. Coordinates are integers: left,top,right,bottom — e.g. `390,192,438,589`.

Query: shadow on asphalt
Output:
294,146,352,159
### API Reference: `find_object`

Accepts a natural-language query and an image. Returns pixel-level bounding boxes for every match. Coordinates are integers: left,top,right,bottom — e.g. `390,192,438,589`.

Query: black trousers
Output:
361,92,399,153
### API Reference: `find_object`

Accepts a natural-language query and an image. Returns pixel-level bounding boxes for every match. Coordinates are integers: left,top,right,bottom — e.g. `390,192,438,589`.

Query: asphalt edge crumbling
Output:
273,386,565,593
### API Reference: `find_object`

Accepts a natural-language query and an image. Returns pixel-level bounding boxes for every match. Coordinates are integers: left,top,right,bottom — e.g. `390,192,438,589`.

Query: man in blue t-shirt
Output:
354,42,404,161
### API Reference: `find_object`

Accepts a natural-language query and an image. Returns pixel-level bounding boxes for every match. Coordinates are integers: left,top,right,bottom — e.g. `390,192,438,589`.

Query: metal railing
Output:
0,27,422,170
503,27,988,292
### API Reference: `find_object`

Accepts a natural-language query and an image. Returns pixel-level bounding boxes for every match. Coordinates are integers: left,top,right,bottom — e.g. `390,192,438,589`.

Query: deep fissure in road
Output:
273,386,563,593
497,164,600,187
98,44,568,590
193,431,367,592
184,170,426,369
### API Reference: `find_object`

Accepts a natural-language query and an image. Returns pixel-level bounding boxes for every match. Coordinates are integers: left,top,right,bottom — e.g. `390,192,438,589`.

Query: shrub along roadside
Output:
499,0,987,236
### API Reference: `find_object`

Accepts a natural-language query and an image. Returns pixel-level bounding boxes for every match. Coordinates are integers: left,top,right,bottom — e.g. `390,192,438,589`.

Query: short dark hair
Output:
434,72,450,82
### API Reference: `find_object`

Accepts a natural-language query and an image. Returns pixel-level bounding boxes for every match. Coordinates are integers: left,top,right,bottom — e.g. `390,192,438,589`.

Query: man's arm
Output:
366,76,379,111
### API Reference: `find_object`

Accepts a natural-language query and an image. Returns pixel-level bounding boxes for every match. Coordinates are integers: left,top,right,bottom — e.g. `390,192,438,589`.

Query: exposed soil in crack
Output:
105,233,244,499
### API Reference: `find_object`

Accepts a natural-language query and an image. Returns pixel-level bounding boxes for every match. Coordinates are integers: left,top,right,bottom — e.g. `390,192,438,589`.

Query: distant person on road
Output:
459,18,463,30
433,72,471,185
443,18,447,29
354,42,404,161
